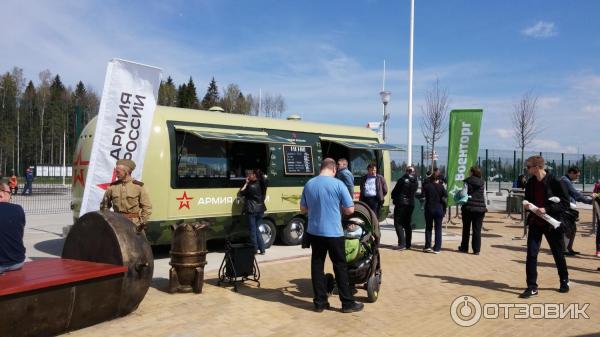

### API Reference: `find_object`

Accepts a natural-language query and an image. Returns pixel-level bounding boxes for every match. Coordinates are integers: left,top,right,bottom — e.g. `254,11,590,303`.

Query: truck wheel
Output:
280,217,305,246
259,218,276,249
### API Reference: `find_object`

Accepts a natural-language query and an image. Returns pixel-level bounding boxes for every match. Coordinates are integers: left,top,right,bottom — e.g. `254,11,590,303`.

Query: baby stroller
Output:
326,201,382,302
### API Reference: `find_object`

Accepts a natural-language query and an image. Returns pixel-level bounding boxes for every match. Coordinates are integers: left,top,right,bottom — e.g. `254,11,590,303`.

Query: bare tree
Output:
420,79,449,170
262,93,275,118
273,94,286,119
246,94,259,116
511,91,540,170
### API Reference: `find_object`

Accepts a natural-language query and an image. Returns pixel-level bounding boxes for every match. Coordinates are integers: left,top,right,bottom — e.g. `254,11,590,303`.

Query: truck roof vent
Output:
208,106,225,112
287,114,301,121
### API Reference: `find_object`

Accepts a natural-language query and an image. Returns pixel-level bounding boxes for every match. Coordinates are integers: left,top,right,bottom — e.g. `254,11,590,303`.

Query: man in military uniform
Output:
100,159,152,231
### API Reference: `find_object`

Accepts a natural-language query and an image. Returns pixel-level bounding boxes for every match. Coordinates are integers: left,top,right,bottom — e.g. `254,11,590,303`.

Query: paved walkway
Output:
62,210,600,337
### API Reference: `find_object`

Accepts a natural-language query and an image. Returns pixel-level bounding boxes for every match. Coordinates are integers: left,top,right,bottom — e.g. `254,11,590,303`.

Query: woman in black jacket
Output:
238,169,268,254
422,175,447,253
458,166,487,255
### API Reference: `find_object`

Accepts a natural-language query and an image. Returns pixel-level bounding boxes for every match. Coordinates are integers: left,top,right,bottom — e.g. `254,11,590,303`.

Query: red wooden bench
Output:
0,258,128,337
0,258,127,296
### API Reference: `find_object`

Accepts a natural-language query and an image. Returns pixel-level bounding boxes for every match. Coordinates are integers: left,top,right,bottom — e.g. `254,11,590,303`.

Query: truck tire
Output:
259,218,276,249
280,217,305,246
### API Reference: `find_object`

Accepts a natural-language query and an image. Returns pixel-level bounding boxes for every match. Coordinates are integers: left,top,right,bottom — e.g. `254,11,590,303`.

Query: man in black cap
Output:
100,159,152,231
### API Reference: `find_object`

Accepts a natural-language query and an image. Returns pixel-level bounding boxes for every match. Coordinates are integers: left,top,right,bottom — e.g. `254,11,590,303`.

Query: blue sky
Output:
2,0,599,153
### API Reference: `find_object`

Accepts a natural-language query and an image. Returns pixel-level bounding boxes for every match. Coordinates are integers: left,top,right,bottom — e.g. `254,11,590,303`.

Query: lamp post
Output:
380,90,391,142
407,0,415,165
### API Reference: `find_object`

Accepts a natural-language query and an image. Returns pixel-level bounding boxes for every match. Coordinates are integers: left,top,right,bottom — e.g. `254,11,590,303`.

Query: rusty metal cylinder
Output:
62,210,154,316
169,222,208,293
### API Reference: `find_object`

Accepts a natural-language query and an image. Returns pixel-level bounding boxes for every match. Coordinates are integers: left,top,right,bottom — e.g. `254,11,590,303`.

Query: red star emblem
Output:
176,191,193,210
72,149,90,187
97,169,118,190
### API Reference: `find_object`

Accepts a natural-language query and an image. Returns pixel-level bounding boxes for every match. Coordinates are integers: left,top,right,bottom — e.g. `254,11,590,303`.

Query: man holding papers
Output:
520,155,571,298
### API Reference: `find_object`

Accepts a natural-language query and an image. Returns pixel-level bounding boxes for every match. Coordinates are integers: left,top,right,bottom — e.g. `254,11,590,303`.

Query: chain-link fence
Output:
391,145,600,192
8,183,71,215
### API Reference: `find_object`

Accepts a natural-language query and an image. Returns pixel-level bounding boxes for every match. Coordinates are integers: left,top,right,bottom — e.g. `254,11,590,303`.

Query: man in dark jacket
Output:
560,166,592,256
520,156,570,298
336,158,354,198
391,166,418,249
359,163,388,217
21,168,34,195
0,182,26,274
458,166,487,255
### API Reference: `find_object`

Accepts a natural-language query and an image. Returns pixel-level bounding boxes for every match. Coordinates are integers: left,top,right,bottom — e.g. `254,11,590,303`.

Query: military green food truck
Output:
72,106,400,246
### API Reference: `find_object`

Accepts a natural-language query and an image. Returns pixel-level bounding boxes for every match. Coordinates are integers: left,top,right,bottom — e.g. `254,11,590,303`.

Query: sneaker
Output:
457,246,468,253
473,252,480,255
433,250,441,254
397,245,406,251
423,247,433,253
564,250,579,256
596,251,600,257
559,280,570,293
519,288,538,298
342,302,364,313
314,303,331,313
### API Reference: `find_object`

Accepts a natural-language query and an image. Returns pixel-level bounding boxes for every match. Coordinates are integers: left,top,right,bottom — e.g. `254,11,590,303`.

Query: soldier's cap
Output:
116,159,136,171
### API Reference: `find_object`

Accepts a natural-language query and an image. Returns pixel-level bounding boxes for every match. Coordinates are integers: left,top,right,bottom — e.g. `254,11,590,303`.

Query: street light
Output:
380,90,391,142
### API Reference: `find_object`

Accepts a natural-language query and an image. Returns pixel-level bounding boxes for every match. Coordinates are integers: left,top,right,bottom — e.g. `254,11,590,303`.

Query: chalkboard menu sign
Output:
283,145,314,175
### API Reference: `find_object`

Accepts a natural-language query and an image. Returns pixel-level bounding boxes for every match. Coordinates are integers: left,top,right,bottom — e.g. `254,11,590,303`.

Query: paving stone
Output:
65,211,600,336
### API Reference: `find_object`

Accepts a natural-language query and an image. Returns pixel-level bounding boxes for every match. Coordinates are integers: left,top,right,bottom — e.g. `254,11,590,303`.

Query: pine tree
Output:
158,76,177,106
47,74,67,164
201,77,220,109
21,81,37,168
176,83,187,108
185,77,200,109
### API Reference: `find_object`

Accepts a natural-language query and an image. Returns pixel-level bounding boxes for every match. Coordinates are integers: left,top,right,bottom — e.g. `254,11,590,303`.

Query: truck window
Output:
174,131,268,188
350,149,377,177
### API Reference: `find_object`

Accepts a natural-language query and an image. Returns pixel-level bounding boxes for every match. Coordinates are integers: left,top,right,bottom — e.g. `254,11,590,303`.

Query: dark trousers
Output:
595,200,600,251
425,207,444,251
21,182,32,195
363,196,380,217
309,234,355,309
394,204,414,248
563,227,577,252
526,223,569,289
247,212,265,253
460,210,485,253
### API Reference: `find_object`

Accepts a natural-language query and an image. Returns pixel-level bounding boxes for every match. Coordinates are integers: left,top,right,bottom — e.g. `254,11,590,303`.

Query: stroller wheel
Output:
325,273,335,296
366,274,380,303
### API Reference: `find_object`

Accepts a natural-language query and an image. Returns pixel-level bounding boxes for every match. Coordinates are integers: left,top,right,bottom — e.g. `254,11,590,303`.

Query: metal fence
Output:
8,184,71,215
391,145,600,191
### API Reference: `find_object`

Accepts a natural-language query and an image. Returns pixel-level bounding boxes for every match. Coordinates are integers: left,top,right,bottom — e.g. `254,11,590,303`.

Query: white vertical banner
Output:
80,59,162,216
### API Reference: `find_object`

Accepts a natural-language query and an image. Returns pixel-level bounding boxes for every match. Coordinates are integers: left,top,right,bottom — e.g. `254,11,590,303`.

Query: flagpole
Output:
62,131,66,186
407,0,415,165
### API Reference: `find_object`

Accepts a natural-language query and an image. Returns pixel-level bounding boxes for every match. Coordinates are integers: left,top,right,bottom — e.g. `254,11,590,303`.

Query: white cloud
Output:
521,21,557,39
491,128,513,139
537,96,561,109
530,139,577,154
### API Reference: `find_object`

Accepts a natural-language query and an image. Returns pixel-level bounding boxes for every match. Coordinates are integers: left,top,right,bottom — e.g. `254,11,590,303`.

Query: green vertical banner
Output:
446,109,483,206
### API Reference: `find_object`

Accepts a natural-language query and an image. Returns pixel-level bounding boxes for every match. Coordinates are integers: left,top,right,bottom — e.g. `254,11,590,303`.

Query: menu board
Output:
283,145,314,175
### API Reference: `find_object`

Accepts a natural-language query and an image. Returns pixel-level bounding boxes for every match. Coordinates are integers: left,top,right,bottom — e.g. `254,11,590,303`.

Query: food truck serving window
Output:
176,132,228,180
350,149,376,177
173,128,287,188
